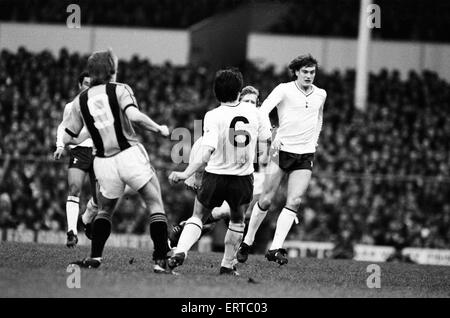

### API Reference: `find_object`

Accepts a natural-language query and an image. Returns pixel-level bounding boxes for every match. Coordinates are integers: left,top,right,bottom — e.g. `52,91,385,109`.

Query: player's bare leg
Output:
238,161,284,262
245,194,261,220
138,176,172,273
70,192,117,268
81,169,99,240
66,167,87,247
168,198,212,270
221,203,248,276
266,169,312,265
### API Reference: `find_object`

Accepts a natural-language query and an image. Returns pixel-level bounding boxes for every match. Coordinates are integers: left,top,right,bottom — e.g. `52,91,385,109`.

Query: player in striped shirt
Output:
237,54,327,265
54,71,98,248
62,49,172,273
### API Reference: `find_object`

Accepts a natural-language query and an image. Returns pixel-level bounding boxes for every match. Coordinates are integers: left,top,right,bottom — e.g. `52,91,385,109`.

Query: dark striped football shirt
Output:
65,82,139,157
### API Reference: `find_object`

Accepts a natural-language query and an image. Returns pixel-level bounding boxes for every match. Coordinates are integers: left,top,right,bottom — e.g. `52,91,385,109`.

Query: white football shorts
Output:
93,143,154,199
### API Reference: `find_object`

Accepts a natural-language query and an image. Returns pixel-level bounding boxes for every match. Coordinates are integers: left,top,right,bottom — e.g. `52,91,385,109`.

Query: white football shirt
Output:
202,102,272,176
56,101,93,149
260,82,327,154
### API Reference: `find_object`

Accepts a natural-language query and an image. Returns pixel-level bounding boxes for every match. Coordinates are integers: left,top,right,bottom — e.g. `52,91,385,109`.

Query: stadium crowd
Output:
0,0,243,29
269,0,450,43
0,48,449,251
1,0,449,42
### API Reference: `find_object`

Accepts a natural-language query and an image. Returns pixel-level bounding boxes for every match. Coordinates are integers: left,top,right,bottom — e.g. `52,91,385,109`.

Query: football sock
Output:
175,216,203,255
82,198,98,225
91,213,112,258
221,222,245,268
149,213,170,260
66,196,80,235
243,202,268,246
270,207,298,250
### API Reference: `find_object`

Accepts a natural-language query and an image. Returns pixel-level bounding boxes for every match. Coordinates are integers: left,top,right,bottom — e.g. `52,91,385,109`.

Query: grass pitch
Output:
0,242,449,298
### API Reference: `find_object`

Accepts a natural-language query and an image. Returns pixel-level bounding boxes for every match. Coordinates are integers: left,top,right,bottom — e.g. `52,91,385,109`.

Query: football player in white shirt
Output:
168,70,271,275
54,71,98,248
169,86,269,247
237,54,327,265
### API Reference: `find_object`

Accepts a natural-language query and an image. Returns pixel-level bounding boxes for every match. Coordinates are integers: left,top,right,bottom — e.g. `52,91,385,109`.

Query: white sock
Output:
211,201,230,221
175,216,203,255
82,198,98,225
243,203,268,246
221,222,245,268
270,207,298,250
66,196,80,235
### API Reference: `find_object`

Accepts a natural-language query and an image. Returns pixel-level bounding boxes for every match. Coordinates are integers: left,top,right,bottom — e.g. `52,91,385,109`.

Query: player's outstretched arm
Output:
183,137,206,190
55,101,84,160
126,106,169,136
54,103,72,160
168,145,214,185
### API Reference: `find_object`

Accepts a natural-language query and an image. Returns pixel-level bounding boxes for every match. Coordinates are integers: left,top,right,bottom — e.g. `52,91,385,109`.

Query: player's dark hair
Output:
213,68,243,103
78,71,89,86
288,54,318,78
88,49,117,86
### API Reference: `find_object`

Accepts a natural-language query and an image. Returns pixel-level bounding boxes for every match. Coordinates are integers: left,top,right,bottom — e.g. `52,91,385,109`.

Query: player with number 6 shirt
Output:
168,68,271,275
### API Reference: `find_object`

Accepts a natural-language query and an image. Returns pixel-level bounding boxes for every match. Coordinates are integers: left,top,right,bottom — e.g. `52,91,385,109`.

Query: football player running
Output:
168,69,271,275
62,49,172,273
237,54,327,266
169,86,269,247
54,71,98,248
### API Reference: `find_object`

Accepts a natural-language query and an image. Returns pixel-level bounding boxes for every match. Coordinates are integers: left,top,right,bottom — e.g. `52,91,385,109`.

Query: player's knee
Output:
86,198,98,212
286,197,302,210
95,211,112,223
68,183,81,197
259,195,272,210
229,213,244,224
147,202,164,216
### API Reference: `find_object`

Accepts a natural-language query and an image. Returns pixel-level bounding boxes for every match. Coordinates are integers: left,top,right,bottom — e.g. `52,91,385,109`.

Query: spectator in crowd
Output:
0,47,449,251
1,0,449,43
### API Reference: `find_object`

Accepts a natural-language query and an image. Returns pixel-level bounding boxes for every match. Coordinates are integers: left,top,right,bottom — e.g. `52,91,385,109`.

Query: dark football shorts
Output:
275,150,315,172
197,171,254,212
68,146,94,172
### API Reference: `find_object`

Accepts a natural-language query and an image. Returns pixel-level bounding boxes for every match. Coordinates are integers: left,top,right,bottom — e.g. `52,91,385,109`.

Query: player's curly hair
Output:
87,48,118,86
288,54,318,78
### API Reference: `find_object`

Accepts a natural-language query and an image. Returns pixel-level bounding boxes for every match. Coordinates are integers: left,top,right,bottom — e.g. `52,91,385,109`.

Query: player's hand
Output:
53,147,65,160
169,171,188,185
158,125,170,137
271,137,283,151
259,152,269,165
184,174,201,191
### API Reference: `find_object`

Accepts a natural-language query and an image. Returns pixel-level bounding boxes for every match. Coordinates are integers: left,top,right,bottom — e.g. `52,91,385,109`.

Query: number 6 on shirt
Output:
229,116,251,147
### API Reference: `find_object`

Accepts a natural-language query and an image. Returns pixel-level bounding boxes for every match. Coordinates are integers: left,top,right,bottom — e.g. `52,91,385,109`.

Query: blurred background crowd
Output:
0,0,449,254
1,47,449,252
